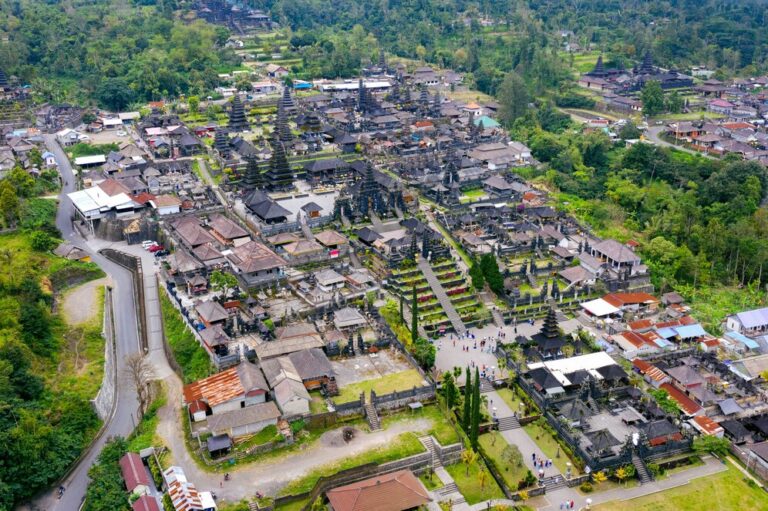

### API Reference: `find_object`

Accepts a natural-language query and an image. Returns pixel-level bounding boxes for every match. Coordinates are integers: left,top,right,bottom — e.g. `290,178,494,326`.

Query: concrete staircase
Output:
497,416,521,431
418,435,442,468
364,401,381,431
632,452,653,485
540,474,569,492
417,257,466,335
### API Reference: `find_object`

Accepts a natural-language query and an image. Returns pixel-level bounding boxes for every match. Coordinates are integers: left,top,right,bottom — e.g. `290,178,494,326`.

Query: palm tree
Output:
593,470,608,485
615,466,628,486
479,468,489,490
461,449,478,476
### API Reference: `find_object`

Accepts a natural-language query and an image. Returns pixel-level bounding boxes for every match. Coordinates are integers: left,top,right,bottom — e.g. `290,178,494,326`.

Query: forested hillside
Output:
0,0,239,108
257,0,768,88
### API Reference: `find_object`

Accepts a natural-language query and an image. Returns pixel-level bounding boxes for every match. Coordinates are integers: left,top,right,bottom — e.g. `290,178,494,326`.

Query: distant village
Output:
7,7,768,511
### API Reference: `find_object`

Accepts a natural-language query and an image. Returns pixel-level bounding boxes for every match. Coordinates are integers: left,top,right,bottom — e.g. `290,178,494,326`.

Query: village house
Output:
226,240,287,288
183,362,270,422
119,452,150,496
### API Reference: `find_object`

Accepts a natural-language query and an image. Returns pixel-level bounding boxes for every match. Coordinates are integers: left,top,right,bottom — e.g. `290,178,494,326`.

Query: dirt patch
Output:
320,427,360,447
61,277,109,326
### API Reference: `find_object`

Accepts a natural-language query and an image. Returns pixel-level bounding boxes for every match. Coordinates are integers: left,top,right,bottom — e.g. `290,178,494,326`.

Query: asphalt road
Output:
28,136,142,511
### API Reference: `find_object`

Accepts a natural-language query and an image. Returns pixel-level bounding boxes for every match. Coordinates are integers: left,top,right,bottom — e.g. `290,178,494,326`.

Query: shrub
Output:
580,482,593,493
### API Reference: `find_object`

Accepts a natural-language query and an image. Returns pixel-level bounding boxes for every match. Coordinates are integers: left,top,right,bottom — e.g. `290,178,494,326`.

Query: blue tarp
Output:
674,324,707,339
655,327,678,339
725,330,759,350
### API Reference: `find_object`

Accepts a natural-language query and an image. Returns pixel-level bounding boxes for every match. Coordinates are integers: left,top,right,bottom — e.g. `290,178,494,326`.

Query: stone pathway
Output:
418,256,466,335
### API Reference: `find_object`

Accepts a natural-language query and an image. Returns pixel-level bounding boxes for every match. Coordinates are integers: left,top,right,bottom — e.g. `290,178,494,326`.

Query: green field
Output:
445,460,506,504
593,463,768,511
479,432,530,491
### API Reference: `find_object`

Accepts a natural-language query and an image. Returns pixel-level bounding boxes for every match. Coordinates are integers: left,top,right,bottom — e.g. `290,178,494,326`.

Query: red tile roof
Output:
628,319,653,331
326,470,430,511
693,415,724,436
632,358,668,383
660,382,703,415
183,367,243,407
132,495,161,511
120,452,150,492
603,292,659,307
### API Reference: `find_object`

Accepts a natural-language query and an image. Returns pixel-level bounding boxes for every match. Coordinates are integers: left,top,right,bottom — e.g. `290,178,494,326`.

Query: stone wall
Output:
92,285,116,421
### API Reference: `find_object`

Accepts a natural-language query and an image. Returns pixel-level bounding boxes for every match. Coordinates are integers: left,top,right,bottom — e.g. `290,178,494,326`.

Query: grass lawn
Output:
50,285,106,401
419,471,444,490
523,421,579,476
381,404,460,446
278,432,425,496
235,424,279,450
445,461,505,505
159,292,214,383
274,498,310,511
592,463,768,511
656,112,725,121
479,432,529,491
127,385,167,452
308,391,328,414
334,369,426,404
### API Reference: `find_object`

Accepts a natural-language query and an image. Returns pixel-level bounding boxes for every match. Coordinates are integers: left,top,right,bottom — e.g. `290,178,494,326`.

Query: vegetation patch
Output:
159,292,214,383
445,460,505,505
334,369,426,404
592,464,768,511
278,432,425,496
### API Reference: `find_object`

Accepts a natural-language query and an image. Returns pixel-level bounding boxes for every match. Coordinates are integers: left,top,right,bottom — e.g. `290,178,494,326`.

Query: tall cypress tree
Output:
462,367,472,432
411,285,418,343
470,366,481,449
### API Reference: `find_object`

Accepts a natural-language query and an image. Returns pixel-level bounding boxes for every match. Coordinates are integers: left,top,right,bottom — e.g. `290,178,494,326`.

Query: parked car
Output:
154,249,169,257
148,244,164,253
142,240,156,249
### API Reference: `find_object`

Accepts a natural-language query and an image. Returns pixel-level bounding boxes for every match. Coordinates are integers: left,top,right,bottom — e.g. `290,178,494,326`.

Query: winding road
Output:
29,136,143,511
644,125,715,159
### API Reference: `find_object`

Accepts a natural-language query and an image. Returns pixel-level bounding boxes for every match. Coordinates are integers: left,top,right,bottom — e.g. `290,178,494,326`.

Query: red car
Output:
148,244,164,253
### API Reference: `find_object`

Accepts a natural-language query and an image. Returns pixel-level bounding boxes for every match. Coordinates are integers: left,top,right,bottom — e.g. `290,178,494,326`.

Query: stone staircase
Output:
298,212,315,241
418,435,442,468
539,474,569,492
364,401,381,431
491,308,504,328
497,416,521,431
417,257,466,335
479,379,495,393
435,483,466,505
632,452,653,485
370,211,384,231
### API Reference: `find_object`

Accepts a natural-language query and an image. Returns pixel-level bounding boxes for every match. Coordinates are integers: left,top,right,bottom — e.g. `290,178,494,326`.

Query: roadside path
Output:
645,126,715,159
